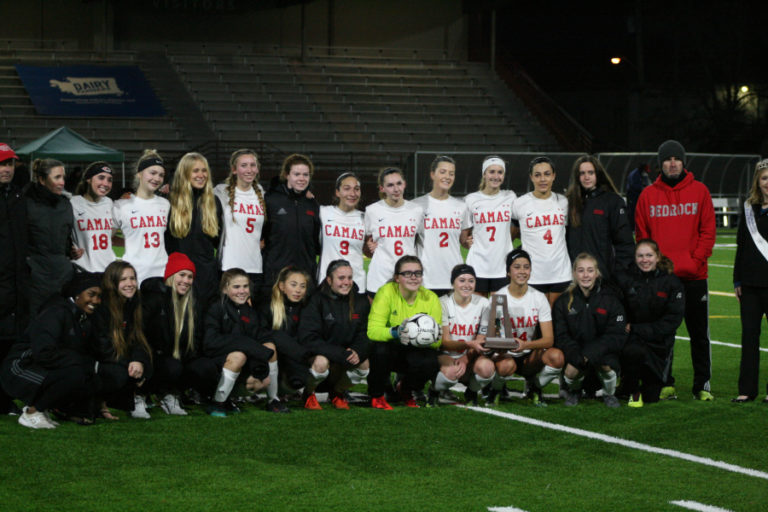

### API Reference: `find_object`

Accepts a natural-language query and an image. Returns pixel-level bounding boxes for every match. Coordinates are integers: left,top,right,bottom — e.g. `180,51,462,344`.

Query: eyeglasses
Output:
398,270,423,278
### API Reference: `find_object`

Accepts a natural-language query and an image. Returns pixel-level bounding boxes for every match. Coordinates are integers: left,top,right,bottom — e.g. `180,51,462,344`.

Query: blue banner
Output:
15,64,165,117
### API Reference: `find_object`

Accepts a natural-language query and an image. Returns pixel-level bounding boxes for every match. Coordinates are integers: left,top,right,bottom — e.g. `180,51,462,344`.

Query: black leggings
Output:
368,342,439,398
34,366,94,413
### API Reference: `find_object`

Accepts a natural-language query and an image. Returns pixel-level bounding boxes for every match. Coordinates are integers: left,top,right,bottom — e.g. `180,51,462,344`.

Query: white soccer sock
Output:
307,367,329,389
214,368,240,402
434,371,458,392
563,375,584,392
267,361,279,401
536,365,562,389
346,367,369,385
599,369,617,396
468,372,495,392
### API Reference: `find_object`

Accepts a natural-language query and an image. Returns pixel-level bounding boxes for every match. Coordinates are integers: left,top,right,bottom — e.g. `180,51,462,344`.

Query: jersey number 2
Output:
438,232,449,247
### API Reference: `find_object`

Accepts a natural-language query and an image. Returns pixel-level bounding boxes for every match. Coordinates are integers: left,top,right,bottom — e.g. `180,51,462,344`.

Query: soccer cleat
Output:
464,389,479,406
206,402,227,417
265,399,291,413
131,395,151,419
331,395,350,410
439,390,461,403
526,380,547,408
564,389,580,407
485,388,500,407
160,394,188,416
303,393,322,410
371,395,393,410
603,394,621,408
696,390,715,401
425,388,439,408
628,393,644,408
404,397,420,408
659,386,677,400
19,407,57,429
224,399,241,414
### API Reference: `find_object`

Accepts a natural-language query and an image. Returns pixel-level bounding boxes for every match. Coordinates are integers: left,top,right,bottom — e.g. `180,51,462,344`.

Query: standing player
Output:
364,167,423,297
413,156,471,296
214,149,267,291
319,172,366,291
71,161,116,272
635,140,716,401
511,156,570,307
439,264,494,406
464,156,517,295
487,248,564,406
113,150,169,286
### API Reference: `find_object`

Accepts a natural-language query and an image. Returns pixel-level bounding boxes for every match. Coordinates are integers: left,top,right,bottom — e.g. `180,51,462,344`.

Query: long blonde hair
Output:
270,267,310,330
132,149,163,192
565,252,601,310
169,152,219,238
226,149,266,223
165,274,196,359
747,158,768,205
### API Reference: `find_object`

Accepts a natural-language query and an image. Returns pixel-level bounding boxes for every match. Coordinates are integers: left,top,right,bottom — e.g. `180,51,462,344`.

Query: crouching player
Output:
198,268,276,416
487,249,564,406
553,253,626,408
438,264,493,406
298,260,370,410
367,255,442,409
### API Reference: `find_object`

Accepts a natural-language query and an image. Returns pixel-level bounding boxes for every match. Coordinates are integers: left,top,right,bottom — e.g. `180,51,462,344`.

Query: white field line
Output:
675,335,768,353
466,406,768,481
669,500,733,512
710,290,736,297
708,263,733,268
487,507,529,512
714,243,737,248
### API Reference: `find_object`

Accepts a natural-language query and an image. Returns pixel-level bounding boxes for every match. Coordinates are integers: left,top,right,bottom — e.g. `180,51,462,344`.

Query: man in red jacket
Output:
635,140,716,401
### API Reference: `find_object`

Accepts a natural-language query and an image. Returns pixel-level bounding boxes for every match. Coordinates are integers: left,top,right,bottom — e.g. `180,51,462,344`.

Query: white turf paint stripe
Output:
709,263,733,268
675,336,768,353
670,500,733,512
710,290,736,297
714,243,737,248
466,406,768,481
487,507,528,512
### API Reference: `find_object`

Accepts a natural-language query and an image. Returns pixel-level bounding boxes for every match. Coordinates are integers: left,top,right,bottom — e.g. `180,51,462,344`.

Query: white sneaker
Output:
43,411,60,427
160,394,187,416
131,395,151,419
19,407,57,429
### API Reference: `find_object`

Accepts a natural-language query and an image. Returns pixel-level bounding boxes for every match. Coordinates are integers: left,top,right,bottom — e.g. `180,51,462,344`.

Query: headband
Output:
450,264,476,284
482,157,505,174
84,164,113,181
137,157,164,173
335,172,358,189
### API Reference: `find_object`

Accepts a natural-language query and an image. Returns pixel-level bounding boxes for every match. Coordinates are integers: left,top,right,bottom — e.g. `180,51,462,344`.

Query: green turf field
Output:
1,231,766,511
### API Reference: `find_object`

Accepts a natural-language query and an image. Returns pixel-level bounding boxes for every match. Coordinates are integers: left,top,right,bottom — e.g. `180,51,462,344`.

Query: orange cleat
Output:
371,395,393,410
303,393,322,410
331,395,350,410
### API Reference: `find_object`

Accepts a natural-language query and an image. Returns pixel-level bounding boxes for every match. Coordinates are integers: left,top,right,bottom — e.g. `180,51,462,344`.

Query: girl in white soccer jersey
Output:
113,150,169,286
511,156,570,307
413,156,471,296
364,167,423,297
464,156,517,295
214,149,267,291
70,161,116,272
486,248,564,406
439,264,494,406
319,172,366,290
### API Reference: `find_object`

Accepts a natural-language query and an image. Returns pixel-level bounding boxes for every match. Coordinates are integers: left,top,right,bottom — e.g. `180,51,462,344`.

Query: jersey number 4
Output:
542,229,553,245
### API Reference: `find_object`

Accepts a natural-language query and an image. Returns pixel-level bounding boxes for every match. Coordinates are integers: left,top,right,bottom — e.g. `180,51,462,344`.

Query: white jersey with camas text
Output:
440,293,490,358
319,205,366,290
214,183,265,274
464,189,517,278
113,194,169,285
493,284,551,356
511,191,571,285
70,195,116,272
413,194,471,289
364,199,423,293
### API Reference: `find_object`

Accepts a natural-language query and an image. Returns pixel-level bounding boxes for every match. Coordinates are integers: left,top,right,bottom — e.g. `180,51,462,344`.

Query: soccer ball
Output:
400,314,440,347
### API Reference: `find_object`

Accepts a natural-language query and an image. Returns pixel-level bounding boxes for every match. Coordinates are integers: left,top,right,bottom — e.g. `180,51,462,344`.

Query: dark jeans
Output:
738,285,768,398
667,279,711,394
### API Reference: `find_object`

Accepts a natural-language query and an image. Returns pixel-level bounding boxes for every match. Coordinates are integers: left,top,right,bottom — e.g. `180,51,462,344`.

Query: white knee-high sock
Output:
267,361,279,401
563,375,584,392
346,367,369,385
536,365,562,388
307,367,329,389
434,372,458,391
599,369,617,396
214,368,240,402
469,372,495,392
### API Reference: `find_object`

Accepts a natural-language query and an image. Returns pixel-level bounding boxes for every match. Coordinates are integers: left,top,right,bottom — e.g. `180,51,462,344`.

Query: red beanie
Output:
164,252,196,281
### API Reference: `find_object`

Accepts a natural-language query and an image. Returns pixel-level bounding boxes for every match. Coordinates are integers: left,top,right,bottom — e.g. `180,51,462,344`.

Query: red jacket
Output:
635,171,715,281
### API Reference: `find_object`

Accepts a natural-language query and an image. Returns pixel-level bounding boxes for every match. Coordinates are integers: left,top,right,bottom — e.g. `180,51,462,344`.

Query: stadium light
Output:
610,57,622,65
740,85,749,93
